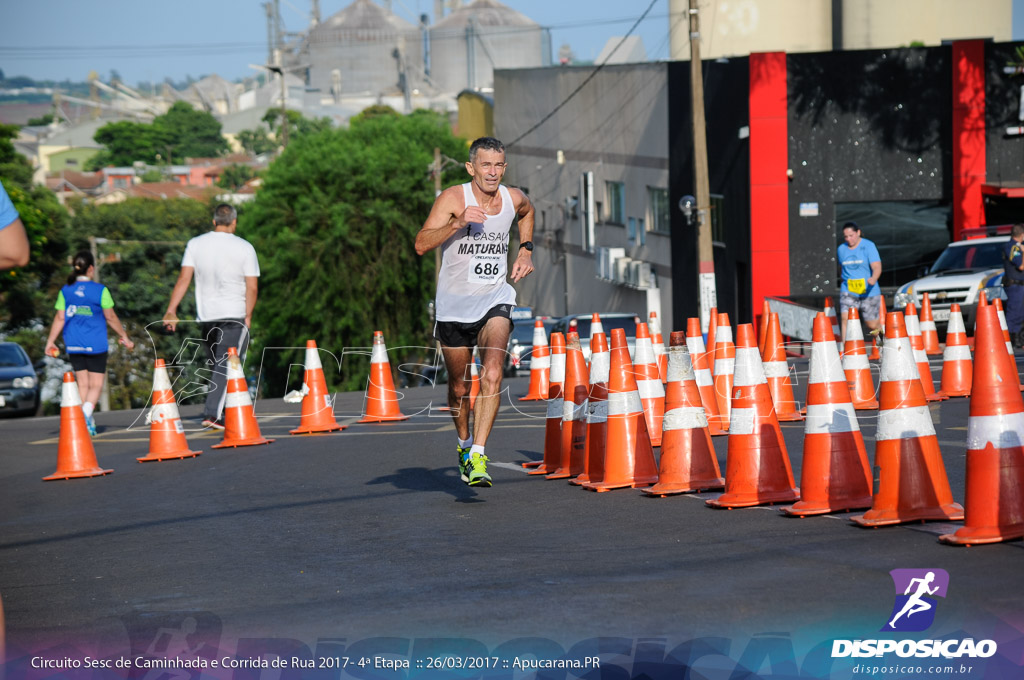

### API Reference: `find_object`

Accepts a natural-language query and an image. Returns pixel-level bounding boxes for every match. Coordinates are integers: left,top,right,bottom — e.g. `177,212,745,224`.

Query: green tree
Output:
217,164,257,190
0,124,69,332
261,109,333,138
244,108,467,393
237,127,276,155
87,101,229,169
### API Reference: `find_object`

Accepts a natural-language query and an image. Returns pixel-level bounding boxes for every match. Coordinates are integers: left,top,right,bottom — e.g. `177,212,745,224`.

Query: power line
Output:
507,0,660,149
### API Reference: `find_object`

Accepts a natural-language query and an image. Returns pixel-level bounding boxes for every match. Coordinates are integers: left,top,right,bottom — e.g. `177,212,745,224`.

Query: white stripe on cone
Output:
966,412,1024,450
636,378,664,399
150,402,181,424
531,355,551,369
877,404,936,440
225,390,253,408
546,397,564,419
943,345,972,361
804,403,861,434
694,368,713,387
607,391,643,416
153,367,172,392
61,380,83,407
590,352,610,384
587,399,608,424
810,341,846,384
370,342,388,364
729,406,757,435
663,406,708,431
550,353,566,383
879,334,920,382
563,399,587,422
762,360,790,378
733,347,767,387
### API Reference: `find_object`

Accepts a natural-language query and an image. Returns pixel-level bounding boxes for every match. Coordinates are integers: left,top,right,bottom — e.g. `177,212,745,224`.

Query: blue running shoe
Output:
458,447,472,483
466,453,492,487
85,414,97,437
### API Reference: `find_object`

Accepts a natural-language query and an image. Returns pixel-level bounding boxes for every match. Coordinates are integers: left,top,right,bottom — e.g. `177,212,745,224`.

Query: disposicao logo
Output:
883,568,948,632
831,568,998,659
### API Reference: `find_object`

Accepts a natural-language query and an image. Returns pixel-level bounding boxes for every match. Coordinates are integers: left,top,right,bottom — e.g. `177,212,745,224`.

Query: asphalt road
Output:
1,355,1023,679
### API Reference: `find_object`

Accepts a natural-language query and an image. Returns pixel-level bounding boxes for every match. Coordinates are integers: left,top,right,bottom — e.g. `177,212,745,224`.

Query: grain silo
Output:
303,0,425,99
429,0,549,94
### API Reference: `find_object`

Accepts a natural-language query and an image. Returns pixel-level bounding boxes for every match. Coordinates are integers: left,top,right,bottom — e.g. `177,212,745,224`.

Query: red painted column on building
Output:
749,51,790,314
952,40,986,240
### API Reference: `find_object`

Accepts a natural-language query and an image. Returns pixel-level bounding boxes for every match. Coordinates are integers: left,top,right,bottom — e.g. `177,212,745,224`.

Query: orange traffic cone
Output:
758,298,771,356
519,319,550,401
904,303,946,402
574,331,609,486
547,332,589,479
358,331,409,423
762,312,803,421
938,304,972,398
919,293,942,355
711,313,735,431
649,311,668,382
686,317,726,436
528,332,566,475
634,322,665,447
784,313,872,516
939,302,1024,545
824,297,842,345
590,312,604,339
851,312,963,526
842,308,879,410
213,347,274,448
290,340,347,434
43,372,113,480
706,309,719,374
869,296,886,361
137,359,202,462
644,331,724,496
581,328,659,491
993,299,1024,391
706,324,800,508
468,349,480,411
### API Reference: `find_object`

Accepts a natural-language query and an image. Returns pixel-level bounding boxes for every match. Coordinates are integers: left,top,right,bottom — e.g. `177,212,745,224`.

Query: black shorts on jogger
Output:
434,304,513,348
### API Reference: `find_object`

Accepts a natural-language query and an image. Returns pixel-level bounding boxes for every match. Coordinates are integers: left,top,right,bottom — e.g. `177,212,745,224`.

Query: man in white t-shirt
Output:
163,204,260,428
415,137,535,487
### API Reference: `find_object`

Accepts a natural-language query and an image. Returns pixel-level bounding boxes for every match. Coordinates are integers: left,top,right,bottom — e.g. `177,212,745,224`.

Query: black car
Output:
0,342,41,417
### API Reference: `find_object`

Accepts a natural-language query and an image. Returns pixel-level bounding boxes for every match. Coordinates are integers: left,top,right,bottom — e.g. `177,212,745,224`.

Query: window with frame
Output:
648,186,670,234
606,181,625,224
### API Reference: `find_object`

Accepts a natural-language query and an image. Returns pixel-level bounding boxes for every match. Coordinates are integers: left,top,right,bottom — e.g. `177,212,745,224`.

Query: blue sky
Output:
0,0,672,86
0,0,1021,87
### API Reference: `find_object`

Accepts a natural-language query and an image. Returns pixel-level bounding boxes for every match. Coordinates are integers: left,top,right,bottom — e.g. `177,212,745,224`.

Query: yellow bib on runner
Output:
848,278,867,295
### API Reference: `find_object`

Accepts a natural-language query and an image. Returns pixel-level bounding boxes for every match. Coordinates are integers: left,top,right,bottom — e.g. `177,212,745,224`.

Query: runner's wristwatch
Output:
519,241,533,252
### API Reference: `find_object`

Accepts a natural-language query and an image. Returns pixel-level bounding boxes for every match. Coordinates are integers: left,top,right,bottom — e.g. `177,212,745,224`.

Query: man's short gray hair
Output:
213,203,237,226
469,137,505,163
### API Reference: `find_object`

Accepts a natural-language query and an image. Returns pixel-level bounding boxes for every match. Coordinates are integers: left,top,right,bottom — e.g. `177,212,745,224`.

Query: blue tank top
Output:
60,280,109,354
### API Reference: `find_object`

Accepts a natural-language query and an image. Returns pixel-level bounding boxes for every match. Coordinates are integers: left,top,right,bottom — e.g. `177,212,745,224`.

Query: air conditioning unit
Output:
596,246,625,281
615,257,633,284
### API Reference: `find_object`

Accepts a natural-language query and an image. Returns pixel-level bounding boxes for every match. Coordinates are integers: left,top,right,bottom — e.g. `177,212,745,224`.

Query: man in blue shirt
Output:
1003,223,1024,349
0,181,30,270
837,222,883,341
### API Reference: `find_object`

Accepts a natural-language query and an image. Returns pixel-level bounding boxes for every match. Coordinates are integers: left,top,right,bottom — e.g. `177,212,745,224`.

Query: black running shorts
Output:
68,352,108,373
434,304,514,348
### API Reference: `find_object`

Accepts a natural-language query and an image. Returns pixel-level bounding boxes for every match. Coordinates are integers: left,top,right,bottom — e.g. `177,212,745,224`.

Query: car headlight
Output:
13,376,36,389
893,292,915,309
980,285,1006,303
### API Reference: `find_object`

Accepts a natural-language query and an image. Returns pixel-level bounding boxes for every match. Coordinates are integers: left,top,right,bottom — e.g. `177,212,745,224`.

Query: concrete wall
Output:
669,0,1011,60
493,63,674,329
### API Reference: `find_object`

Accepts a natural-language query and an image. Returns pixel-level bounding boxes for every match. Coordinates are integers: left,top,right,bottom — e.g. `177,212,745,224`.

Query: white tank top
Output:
435,183,517,322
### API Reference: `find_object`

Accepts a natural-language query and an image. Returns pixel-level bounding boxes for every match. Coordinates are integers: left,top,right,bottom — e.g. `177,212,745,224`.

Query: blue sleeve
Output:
0,182,20,230
865,240,881,264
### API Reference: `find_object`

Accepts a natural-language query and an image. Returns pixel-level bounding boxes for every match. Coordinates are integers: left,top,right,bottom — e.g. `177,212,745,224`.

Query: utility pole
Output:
689,0,718,334
433,147,442,285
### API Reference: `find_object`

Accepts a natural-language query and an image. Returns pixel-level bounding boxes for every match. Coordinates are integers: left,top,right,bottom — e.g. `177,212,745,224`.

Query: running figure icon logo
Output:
882,569,950,632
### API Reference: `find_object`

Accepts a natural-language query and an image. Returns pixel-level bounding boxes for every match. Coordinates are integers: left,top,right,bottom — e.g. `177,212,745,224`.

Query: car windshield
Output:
0,345,28,367
929,240,1006,273
510,322,536,344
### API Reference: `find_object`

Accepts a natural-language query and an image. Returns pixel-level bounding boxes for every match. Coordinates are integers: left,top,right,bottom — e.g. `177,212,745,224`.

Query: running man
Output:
415,137,536,487
888,571,939,628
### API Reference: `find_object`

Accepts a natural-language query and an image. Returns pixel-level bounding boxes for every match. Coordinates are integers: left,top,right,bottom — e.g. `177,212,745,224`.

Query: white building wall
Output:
494,63,676,332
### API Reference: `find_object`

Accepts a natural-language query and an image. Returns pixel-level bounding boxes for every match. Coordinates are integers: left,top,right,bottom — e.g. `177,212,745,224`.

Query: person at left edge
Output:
45,250,135,435
1003,223,1024,349
0,180,30,270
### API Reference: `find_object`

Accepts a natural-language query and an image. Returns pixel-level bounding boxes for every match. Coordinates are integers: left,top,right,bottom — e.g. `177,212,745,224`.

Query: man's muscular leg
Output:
442,346,473,438
472,316,512,447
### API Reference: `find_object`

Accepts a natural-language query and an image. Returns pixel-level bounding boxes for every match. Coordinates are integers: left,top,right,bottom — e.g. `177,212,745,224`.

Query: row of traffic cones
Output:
45,331,413,480
523,303,1022,546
